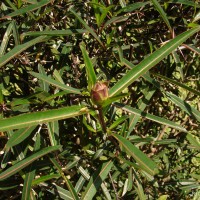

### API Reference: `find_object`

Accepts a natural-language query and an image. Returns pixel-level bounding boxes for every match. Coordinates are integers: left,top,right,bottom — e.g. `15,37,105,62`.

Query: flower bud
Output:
91,82,109,106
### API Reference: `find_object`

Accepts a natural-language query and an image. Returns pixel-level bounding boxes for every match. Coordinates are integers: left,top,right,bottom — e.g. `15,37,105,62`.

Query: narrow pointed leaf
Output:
0,36,49,68
32,174,60,186
91,0,101,27
0,105,89,131
186,133,200,150
70,9,104,47
111,133,158,175
152,73,200,96
1,0,52,19
50,158,79,200
114,102,186,132
5,126,36,149
108,115,129,130
128,88,156,136
133,169,146,200
151,0,172,32
117,2,149,14
80,43,97,91
47,121,60,146
167,0,200,7
82,160,113,200
0,22,13,56
0,145,61,180
101,182,112,200
30,71,81,94
109,26,200,97
47,184,73,200
21,29,88,39
75,176,86,193
99,5,114,27
166,92,200,122
22,133,41,200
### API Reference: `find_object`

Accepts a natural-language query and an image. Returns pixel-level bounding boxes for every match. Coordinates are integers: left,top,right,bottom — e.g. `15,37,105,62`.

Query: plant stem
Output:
97,106,107,133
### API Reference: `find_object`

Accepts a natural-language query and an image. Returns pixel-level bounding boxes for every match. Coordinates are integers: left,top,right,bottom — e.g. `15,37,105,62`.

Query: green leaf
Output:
111,133,158,175
80,43,97,91
116,2,149,14
30,71,81,94
47,184,73,200
53,69,64,84
0,181,18,190
47,121,60,146
167,0,200,8
75,176,86,193
151,0,172,32
38,65,49,92
101,93,129,107
101,182,112,200
166,92,200,122
21,133,41,200
133,169,146,200
128,87,156,137
21,29,88,40
0,145,61,180
90,2,113,18
91,0,101,27
158,195,169,200
0,22,13,56
98,5,114,27
32,174,60,186
82,160,113,200
186,133,200,150
0,36,49,68
114,102,187,132
70,9,104,47
12,21,20,45
1,0,52,19
108,115,129,130
193,11,200,22
152,73,200,96
109,26,200,97
0,105,89,131
5,126,36,149
50,158,79,200
104,15,129,28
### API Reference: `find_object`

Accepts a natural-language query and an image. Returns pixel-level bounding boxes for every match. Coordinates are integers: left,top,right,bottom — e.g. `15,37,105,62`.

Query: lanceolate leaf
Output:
29,72,81,94
0,36,49,68
0,0,52,19
5,126,37,149
82,160,113,200
167,0,200,8
109,26,200,97
114,102,187,132
47,184,73,200
151,0,172,32
128,87,156,136
152,73,200,96
50,158,79,200
21,133,41,200
111,133,158,175
70,9,104,47
117,2,149,14
21,29,88,39
0,22,13,56
0,145,61,180
80,43,97,91
166,92,200,122
0,106,89,131
47,121,60,146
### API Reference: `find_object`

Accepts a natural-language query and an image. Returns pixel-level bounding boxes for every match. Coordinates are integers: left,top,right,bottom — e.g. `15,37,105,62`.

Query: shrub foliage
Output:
0,0,200,199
